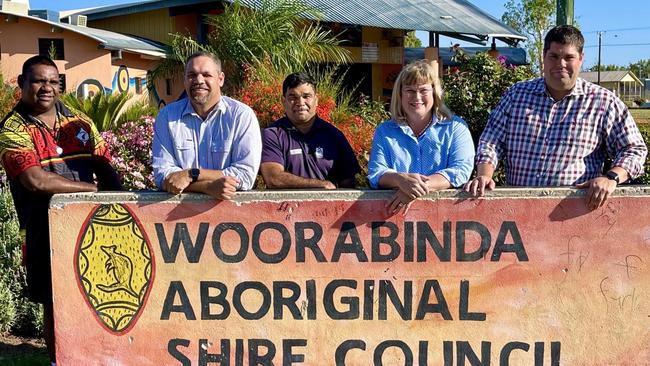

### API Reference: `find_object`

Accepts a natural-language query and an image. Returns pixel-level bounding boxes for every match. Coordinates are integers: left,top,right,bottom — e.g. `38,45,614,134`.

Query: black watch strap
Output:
189,168,200,183
605,170,620,184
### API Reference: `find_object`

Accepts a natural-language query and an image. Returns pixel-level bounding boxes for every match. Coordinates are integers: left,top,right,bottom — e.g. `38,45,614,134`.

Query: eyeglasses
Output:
403,87,433,98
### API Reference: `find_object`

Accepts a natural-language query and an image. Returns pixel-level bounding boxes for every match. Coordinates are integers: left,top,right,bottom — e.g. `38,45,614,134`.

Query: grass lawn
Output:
631,108,650,124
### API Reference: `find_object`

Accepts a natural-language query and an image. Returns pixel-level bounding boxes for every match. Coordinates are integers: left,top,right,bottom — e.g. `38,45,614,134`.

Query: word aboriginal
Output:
155,220,529,264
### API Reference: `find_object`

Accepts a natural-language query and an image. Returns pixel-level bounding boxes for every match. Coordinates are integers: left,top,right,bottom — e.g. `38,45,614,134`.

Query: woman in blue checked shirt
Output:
367,60,475,214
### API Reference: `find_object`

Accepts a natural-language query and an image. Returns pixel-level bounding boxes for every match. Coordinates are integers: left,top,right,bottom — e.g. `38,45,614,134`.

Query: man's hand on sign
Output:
206,176,239,200
163,170,192,195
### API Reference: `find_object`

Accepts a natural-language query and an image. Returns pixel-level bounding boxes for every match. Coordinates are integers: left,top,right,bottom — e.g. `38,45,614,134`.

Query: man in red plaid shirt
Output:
465,25,647,210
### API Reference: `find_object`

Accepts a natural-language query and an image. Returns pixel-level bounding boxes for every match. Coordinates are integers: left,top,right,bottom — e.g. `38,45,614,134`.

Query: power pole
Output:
556,0,574,26
597,32,602,85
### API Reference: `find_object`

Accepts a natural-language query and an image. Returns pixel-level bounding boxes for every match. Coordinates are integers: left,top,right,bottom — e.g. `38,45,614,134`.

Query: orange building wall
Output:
89,9,174,44
0,15,111,93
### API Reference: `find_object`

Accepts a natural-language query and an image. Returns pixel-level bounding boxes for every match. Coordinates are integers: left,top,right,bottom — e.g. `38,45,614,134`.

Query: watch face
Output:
190,168,200,182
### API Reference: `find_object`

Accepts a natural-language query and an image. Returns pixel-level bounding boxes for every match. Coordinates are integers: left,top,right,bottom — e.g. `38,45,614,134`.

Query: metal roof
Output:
239,0,525,44
1,10,167,58
61,0,216,20
581,71,642,84
62,0,525,45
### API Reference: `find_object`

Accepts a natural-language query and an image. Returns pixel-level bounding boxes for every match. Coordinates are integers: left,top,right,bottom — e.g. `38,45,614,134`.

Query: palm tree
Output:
148,0,350,94
61,92,130,132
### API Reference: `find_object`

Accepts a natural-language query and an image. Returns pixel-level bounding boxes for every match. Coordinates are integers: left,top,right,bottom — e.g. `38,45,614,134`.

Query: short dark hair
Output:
544,25,584,54
21,55,57,79
185,51,222,70
282,72,316,96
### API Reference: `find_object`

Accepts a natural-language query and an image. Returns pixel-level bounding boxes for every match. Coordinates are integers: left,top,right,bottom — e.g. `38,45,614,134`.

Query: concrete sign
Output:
49,189,650,365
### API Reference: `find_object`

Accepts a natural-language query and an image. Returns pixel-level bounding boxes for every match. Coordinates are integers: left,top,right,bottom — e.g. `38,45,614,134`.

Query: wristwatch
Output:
189,168,200,183
605,170,620,185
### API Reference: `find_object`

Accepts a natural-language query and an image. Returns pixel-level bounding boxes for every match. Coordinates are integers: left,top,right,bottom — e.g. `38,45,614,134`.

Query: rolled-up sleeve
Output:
607,99,648,179
435,117,475,187
152,108,182,189
222,106,261,190
367,124,395,188
475,91,510,169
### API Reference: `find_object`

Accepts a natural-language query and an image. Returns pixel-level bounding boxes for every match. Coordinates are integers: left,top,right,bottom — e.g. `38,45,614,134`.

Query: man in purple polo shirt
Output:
261,72,360,189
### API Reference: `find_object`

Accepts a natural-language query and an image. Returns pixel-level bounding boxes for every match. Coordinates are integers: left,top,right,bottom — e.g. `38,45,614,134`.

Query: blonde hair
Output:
389,60,452,122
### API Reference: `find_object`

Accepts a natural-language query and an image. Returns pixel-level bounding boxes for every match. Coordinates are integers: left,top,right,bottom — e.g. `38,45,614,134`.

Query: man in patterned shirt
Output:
465,25,647,210
0,55,122,365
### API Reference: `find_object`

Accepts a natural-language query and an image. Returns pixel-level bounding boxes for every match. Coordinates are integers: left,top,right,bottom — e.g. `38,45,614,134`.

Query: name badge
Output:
289,148,302,155
315,147,324,159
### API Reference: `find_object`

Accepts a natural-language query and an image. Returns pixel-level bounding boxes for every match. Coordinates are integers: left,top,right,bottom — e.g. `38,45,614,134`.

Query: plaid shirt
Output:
476,77,647,186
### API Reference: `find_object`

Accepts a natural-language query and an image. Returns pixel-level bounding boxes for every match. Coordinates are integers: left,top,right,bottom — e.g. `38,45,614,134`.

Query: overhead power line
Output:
584,43,650,48
583,26,650,34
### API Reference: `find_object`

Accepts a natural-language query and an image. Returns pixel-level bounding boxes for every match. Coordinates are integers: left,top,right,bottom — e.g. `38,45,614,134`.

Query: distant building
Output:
61,0,525,102
0,8,167,104
581,70,644,102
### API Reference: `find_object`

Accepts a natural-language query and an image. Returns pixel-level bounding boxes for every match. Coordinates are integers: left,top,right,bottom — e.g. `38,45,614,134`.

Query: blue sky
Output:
29,0,650,71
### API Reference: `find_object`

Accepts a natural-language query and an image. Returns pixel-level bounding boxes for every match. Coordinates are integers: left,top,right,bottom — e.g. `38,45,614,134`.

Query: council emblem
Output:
75,203,154,334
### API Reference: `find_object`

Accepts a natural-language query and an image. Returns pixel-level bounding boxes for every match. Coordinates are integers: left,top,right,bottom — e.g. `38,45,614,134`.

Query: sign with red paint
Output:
49,190,650,365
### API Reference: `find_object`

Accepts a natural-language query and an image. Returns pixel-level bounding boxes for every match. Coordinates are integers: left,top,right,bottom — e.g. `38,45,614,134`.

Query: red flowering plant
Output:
234,64,284,128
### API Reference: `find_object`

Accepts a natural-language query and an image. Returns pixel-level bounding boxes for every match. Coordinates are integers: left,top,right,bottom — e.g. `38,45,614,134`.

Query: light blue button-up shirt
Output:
367,115,475,189
152,96,262,190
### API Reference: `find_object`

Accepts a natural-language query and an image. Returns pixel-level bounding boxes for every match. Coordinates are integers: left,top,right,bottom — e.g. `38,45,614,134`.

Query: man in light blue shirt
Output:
152,52,261,199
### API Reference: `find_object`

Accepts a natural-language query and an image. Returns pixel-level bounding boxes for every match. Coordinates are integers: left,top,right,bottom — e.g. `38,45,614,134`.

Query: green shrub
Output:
0,75,19,118
0,274,17,334
443,49,535,143
0,185,43,337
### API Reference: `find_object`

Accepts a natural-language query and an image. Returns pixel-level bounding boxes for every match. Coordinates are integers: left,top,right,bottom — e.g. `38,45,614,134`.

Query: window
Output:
58,74,66,93
38,38,64,60
135,77,142,94
165,79,172,96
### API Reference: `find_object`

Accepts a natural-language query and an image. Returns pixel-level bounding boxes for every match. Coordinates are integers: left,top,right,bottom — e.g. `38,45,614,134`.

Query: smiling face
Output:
400,82,434,125
184,55,225,110
20,63,60,115
543,41,584,100
282,82,318,131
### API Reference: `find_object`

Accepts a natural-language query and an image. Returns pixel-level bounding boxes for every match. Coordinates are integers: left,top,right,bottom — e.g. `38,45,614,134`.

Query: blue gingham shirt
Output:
476,77,647,186
368,115,475,188
152,96,262,190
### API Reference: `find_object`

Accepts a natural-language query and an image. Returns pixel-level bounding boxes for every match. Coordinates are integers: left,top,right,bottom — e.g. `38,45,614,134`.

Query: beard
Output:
190,90,211,105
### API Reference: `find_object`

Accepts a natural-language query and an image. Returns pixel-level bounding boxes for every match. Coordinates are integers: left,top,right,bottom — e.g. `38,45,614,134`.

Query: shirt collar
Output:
181,96,227,120
279,115,324,133
535,77,587,98
14,100,71,121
